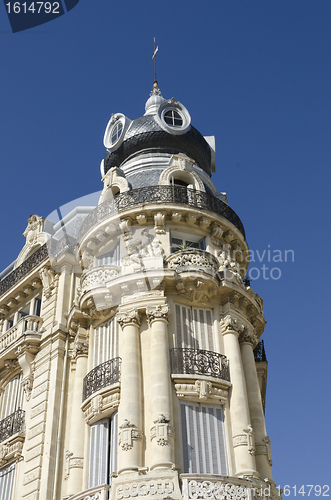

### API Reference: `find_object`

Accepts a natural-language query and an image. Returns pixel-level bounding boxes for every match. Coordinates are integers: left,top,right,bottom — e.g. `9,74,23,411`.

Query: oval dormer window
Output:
111,121,123,145
163,109,183,127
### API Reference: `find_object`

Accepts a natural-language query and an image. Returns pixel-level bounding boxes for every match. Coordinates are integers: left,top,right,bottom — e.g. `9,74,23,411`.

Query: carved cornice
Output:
146,305,169,326
175,279,217,303
0,434,24,468
117,309,140,329
220,315,245,336
173,378,228,404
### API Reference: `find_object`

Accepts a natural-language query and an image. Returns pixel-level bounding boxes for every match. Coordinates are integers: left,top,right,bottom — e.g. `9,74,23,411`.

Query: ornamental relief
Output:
150,414,175,447
117,309,140,328
220,315,245,335
175,279,217,303
118,420,142,451
81,266,120,290
173,380,228,404
83,390,120,425
146,305,169,326
166,250,218,277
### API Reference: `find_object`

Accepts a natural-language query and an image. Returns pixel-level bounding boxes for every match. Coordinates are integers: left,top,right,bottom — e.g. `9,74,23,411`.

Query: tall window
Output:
175,304,214,351
88,412,118,488
97,242,120,267
180,402,228,475
0,374,24,420
0,462,16,500
93,317,119,368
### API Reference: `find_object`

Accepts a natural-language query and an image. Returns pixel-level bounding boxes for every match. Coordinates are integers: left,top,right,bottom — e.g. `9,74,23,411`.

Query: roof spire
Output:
152,37,160,91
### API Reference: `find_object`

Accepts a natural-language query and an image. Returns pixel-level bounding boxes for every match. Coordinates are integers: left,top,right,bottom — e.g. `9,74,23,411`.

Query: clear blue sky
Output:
1,0,330,494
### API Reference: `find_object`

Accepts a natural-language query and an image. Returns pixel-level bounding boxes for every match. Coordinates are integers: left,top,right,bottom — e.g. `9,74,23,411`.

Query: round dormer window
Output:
156,98,191,135
111,122,123,145
163,109,183,127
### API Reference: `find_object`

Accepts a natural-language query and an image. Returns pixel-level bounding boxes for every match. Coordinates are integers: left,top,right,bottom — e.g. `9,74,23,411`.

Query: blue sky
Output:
1,0,330,494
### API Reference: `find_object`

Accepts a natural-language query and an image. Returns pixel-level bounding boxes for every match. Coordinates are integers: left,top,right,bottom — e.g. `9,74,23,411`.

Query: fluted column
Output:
220,315,258,478
66,335,88,496
146,304,175,470
117,309,143,474
240,329,273,480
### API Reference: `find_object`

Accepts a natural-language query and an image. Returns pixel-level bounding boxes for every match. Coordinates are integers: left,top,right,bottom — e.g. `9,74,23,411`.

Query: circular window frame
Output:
104,113,130,150
155,99,191,135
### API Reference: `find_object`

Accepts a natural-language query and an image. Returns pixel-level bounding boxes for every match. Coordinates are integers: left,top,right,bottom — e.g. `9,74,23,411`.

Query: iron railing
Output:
0,409,25,443
254,340,267,362
82,357,121,401
78,185,245,240
0,244,48,298
170,348,230,382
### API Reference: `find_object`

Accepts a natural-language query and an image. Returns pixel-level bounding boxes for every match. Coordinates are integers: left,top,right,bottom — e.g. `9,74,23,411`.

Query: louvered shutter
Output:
180,402,228,475
98,242,120,266
0,462,15,500
109,411,118,484
93,318,119,367
175,304,195,348
88,419,110,488
192,308,214,351
1,374,24,419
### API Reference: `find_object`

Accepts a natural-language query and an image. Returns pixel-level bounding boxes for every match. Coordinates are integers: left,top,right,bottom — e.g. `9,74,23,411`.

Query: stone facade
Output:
0,82,279,500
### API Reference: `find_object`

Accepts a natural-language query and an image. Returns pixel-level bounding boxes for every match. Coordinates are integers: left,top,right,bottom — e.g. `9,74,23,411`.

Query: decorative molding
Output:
117,309,140,329
72,339,89,359
83,389,120,425
239,328,259,348
158,155,205,192
220,315,245,336
182,478,249,500
136,214,147,225
119,219,132,241
176,279,217,303
211,224,223,245
39,266,58,299
150,414,174,446
0,434,24,468
167,250,218,276
199,217,211,230
243,424,256,455
21,374,34,401
153,212,166,235
171,212,182,223
174,380,228,404
146,305,169,326
118,420,142,451
81,266,119,290
100,167,129,202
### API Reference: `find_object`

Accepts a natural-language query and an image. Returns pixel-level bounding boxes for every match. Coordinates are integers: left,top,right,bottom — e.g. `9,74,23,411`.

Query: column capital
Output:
146,304,169,326
239,327,259,348
117,309,141,329
220,314,245,336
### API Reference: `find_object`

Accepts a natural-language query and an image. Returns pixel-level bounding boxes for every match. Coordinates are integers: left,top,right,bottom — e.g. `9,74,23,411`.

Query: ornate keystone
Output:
117,309,140,328
146,305,169,326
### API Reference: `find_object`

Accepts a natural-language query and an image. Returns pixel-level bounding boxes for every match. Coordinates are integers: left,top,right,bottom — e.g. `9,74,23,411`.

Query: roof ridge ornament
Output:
152,37,159,85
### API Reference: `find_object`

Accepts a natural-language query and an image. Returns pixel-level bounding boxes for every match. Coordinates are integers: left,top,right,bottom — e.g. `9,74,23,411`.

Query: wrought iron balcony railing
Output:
82,357,121,401
170,348,230,382
254,340,267,362
0,409,25,443
78,185,245,240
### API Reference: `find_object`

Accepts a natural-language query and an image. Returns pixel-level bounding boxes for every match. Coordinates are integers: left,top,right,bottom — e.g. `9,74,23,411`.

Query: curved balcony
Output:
0,315,43,353
166,249,219,277
0,409,25,443
82,357,121,402
78,185,245,240
81,265,120,291
170,348,230,382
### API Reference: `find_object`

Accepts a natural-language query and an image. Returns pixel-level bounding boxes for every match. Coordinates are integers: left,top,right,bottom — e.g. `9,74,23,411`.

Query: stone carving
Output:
199,217,211,229
186,214,197,226
122,229,164,266
211,224,223,245
117,309,140,328
171,212,182,223
153,212,166,235
167,250,218,276
220,315,245,335
72,339,88,359
0,439,24,467
136,214,147,225
217,250,243,285
118,420,142,451
174,382,227,404
150,414,174,447
115,478,176,499
244,425,256,455
146,305,169,326
81,267,119,290
21,375,34,401
239,328,259,348
159,154,205,192
176,279,217,303
263,436,273,465
23,214,45,245
119,219,132,241
81,249,94,270
101,167,129,199
39,266,58,299
194,379,212,400
185,479,248,500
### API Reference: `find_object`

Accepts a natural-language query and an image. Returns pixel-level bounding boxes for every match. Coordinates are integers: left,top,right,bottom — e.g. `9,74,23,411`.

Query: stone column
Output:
66,334,88,496
220,315,258,478
117,309,143,474
146,305,174,470
240,329,273,480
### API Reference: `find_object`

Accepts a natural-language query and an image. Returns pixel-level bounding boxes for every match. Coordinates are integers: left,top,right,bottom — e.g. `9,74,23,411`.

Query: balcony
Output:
166,249,219,277
0,315,43,353
82,357,121,402
78,185,245,240
170,348,230,382
0,409,25,443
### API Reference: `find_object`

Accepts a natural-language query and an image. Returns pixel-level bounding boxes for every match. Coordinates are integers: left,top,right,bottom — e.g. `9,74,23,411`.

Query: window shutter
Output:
1,374,23,419
0,462,15,500
98,242,120,266
109,411,118,484
94,318,119,367
175,305,194,348
88,419,110,488
180,402,228,475
176,305,214,351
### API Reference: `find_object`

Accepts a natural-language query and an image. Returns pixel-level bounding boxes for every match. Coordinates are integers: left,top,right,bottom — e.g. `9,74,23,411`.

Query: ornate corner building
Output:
0,81,279,500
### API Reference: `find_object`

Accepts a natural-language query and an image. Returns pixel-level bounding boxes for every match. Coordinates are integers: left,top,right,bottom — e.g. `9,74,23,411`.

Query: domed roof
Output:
103,83,213,177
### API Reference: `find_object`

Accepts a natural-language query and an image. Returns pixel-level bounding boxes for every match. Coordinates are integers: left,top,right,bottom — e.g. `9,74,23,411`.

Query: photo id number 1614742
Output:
5,2,60,14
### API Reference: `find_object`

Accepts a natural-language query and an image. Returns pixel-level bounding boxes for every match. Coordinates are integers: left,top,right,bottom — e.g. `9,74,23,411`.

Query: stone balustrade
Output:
0,315,43,352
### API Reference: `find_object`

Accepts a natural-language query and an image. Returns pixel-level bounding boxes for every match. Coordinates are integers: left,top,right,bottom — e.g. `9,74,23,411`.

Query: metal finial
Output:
152,37,159,84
